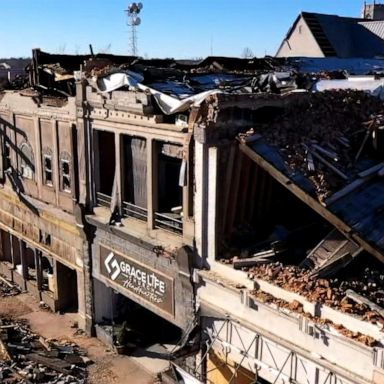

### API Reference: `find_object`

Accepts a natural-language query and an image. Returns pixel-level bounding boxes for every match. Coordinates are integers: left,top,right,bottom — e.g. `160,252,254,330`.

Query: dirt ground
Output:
0,293,156,384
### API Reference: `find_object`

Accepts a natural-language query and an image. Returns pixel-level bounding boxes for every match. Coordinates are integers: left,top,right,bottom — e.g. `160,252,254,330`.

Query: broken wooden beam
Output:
25,353,72,375
0,338,11,361
233,256,272,270
311,144,339,162
304,145,348,180
358,162,384,178
0,275,14,289
306,151,315,172
354,126,372,162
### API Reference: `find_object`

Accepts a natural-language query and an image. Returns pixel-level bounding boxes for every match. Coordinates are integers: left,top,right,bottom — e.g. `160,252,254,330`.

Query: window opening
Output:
43,152,53,186
5,141,11,170
19,142,34,180
60,152,71,192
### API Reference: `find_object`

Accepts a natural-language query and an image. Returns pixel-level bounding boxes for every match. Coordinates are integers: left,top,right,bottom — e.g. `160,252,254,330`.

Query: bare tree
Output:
57,43,67,54
241,47,254,58
99,43,112,54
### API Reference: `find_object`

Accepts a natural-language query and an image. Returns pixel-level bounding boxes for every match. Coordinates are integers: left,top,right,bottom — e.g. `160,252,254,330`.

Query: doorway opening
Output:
94,279,182,356
56,261,78,313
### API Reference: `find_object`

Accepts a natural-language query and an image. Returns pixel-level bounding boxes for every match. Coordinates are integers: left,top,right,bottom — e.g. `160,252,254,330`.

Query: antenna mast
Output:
126,2,143,56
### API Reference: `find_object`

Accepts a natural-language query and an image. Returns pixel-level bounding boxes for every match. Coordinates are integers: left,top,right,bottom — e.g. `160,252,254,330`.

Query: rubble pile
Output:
0,276,21,297
0,75,29,92
248,262,384,325
0,318,90,383
254,90,384,201
250,289,377,346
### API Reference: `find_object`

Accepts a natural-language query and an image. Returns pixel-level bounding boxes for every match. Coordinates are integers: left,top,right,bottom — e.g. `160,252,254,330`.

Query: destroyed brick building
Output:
1,48,384,383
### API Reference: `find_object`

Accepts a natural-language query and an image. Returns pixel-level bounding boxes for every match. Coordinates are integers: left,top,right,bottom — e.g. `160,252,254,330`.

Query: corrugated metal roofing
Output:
359,20,384,41
243,139,384,259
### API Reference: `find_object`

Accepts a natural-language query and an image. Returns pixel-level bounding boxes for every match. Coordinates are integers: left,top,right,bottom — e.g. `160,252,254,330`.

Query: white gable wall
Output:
276,16,325,57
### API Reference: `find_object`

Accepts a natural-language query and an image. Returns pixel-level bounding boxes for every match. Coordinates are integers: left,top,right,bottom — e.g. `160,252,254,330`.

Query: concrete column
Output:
51,259,60,302
93,130,100,204
147,138,158,229
114,132,122,216
194,141,209,265
81,240,95,335
52,120,60,203
76,268,87,331
194,141,219,264
75,80,91,209
182,146,195,243
34,116,43,200
207,147,218,263
9,112,17,169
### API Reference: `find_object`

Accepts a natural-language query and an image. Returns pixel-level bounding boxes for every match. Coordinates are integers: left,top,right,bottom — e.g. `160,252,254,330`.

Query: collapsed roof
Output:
4,49,384,113
239,90,384,264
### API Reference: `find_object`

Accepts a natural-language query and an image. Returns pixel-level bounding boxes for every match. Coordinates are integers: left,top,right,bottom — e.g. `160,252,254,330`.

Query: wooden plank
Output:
25,353,72,375
240,143,384,263
39,336,51,352
324,178,368,206
0,338,11,361
355,128,372,162
311,144,339,162
0,275,13,289
233,258,271,269
358,162,384,178
308,148,348,180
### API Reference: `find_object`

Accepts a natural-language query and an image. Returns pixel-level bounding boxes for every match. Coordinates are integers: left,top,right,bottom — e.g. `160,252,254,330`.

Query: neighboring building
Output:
0,58,29,84
276,3,384,58
77,71,196,344
0,81,93,332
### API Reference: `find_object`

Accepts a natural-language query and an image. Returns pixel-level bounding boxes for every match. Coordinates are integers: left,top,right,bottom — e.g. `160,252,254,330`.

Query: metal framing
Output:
175,318,362,384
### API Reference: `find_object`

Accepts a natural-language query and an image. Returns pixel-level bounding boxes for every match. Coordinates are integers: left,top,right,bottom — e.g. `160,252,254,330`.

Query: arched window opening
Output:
19,142,34,180
42,148,53,186
60,151,72,193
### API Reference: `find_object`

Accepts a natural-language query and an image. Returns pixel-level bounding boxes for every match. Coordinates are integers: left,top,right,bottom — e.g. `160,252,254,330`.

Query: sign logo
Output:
100,245,174,316
104,252,121,281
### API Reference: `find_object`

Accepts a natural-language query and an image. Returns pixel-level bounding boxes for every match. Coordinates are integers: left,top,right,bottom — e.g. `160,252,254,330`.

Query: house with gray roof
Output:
277,3,384,58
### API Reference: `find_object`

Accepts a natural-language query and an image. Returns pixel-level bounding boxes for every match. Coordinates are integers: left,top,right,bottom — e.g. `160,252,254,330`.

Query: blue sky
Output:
0,0,365,59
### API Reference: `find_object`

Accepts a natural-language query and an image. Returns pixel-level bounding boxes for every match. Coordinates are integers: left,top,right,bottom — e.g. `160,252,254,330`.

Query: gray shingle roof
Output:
301,12,384,58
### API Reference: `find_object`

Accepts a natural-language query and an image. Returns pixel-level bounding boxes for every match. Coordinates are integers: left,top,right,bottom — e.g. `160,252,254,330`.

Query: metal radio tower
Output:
126,2,143,56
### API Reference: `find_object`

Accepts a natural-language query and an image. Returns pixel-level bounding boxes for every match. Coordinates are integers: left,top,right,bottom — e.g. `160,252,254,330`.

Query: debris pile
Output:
0,276,21,297
0,318,90,383
253,90,384,201
248,262,384,325
250,289,377,346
